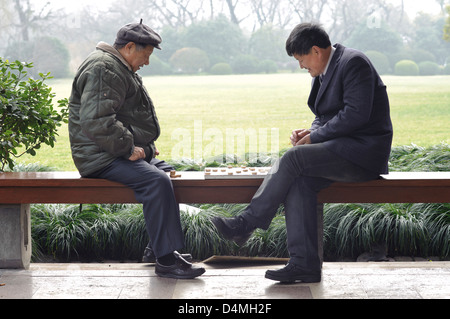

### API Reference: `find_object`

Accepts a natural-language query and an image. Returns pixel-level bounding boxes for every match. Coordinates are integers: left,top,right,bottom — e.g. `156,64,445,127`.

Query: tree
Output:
183,15,245,65
0,59,68,171
5,37,70,78
12,0,56,42
345,20,403,55
248,25,288,63
225,0,246,26
444,5,450,42
413,13,450,65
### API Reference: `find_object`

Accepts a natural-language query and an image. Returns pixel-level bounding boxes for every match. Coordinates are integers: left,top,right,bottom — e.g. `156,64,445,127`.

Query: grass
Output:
13,73,450,171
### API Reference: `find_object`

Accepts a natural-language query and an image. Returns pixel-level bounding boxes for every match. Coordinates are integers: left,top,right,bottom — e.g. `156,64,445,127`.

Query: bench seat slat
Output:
0,171,449,204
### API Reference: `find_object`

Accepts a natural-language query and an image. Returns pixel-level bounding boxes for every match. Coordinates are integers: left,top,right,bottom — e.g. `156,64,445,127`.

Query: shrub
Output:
418,61,441,75
412,49,437,63
443,64,450,75
365,51,390,74
139,55,172,76
0,59,68,171
210,63,232,75
258,59,278,74
394,60,419,76
231,54,260,74
169,47,210,74
388,50,413,70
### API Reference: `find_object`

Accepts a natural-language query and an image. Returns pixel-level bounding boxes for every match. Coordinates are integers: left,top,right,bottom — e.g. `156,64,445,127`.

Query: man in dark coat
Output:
213,23,393,283
69,20,205,279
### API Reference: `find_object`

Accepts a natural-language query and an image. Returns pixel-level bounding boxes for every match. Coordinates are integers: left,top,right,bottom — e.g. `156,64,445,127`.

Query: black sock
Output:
158,253,176,266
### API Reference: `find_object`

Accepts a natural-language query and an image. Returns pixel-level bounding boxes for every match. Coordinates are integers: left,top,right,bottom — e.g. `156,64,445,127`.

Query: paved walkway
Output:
1,261,449,299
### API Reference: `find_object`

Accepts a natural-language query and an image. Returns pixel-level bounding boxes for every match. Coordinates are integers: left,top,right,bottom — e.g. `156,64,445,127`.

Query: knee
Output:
152,169,173,189
134,166,173,190
279,146,304,172
282,147,298,161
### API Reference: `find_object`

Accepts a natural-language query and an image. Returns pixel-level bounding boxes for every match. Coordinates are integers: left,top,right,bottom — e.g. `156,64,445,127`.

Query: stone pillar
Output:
0,204,31,269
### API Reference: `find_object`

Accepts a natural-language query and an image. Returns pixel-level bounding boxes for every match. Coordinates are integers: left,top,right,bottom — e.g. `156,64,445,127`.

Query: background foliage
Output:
0,0,449,76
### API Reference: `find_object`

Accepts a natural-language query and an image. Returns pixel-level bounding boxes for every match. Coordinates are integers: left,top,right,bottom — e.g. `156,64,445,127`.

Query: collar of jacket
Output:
96,41,133,72
314,43,345,105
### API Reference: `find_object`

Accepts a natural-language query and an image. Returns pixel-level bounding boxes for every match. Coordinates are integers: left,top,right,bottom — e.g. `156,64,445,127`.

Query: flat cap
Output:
115,19,162,49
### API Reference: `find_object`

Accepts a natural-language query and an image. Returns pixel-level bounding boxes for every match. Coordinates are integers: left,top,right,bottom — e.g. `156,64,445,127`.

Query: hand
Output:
129,146,146,161
290,129,311,146
295,133,311,146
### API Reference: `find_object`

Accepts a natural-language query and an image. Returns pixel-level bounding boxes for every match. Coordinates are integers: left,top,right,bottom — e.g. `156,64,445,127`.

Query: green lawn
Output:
15,73,450,171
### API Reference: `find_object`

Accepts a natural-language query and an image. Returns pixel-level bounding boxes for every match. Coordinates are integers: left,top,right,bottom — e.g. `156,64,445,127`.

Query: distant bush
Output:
169,47,210,74
210,62,232,75
139,55,172,76
418,61,441,75
412,49,437,63
388,50,413,70
258,59,278,74
365,51,390,74
443,64,450,75
394,60,419,76
231,54,259,74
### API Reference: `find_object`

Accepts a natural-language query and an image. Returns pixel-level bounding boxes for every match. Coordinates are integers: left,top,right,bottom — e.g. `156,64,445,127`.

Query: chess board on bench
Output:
204,166,271,179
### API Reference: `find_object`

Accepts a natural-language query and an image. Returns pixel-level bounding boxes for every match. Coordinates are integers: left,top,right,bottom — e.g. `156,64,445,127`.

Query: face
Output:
293,46,327,78
121,43,154,72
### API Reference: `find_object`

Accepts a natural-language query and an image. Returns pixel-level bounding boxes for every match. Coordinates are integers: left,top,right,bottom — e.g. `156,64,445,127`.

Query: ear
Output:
124,42,136,54
311,46,321,56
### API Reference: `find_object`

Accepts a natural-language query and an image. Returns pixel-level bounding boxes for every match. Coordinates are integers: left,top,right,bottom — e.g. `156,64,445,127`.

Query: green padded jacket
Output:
68,42,160,176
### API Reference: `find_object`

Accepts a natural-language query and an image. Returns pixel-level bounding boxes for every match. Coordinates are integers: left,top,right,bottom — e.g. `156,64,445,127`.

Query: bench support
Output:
317,204,324,267
0,204,31,269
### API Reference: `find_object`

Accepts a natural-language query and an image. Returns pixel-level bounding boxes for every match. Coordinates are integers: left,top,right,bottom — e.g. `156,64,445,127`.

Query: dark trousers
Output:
242,144,379,271
88,158,184,258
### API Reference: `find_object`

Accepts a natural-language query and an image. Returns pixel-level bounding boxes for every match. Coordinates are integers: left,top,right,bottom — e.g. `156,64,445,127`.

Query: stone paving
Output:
1,261,449,299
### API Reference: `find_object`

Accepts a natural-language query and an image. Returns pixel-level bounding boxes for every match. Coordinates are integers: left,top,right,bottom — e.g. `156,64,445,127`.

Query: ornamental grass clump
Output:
180,207,236,260
31,204,149,262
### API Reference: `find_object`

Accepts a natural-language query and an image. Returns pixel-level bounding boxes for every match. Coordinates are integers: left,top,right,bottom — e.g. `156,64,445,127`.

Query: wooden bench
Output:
1,171,449,269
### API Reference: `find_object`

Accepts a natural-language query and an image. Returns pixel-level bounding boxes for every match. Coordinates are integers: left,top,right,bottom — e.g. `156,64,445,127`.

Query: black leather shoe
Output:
265,263,321,283
211,215,255,246
142,246,192,263
155,251,205,279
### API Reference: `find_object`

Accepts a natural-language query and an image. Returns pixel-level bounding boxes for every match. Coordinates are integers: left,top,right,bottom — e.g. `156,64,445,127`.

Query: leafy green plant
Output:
0,58,68,171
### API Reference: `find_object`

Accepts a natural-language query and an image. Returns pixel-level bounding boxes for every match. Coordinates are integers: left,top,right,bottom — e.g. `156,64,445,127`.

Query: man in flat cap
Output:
68,20,205,279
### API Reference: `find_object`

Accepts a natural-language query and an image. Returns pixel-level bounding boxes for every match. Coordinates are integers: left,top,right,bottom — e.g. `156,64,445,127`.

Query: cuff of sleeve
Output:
123,145,135,159
309,130,322,144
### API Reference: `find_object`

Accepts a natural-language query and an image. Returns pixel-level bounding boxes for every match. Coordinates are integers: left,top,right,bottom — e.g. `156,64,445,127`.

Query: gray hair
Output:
113,42,149,51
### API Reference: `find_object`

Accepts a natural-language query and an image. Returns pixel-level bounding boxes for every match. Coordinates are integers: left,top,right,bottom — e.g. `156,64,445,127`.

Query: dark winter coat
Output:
309,43,393,174
68,42,160,176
